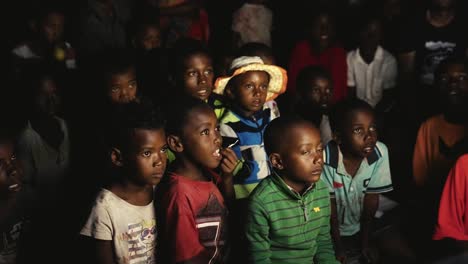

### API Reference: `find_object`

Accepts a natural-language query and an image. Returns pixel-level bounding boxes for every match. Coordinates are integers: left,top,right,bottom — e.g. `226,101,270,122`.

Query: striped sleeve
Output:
366,142,393,194
246,199,272,264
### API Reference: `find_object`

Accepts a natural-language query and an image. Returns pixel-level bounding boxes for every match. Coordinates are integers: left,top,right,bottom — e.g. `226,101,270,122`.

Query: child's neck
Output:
359,45,377,65
280,174,312,195
342,152,364,178
173,158,211,182
109,180,153,206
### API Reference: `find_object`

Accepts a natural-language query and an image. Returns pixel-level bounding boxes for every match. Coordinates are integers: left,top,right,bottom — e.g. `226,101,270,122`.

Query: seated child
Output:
0,124,32,264
413,57,468,198
156,97,238,263
236,42,281,117
170,38,226,119
16,65,70,201
347,14,397,108
80,102,167,264
132,20,162,52
288,9,347,102
12,5,76,74
433,154,468,256
294,65,334,145
213,55,287,199
100,50,140,106
246,116,339,264
323,98,395,263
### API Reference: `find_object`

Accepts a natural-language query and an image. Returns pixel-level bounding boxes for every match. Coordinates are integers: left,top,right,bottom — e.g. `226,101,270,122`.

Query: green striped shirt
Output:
246,173,339,264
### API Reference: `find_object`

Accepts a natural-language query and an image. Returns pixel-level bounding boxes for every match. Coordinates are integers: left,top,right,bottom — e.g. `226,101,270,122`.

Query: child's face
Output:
107,67,138,104
0,141,22,197
360,20,382,49
228,71,269,116
139,25,161,51
438,63,468,108
274,124,324,184
35,77,61,116
125,128,167,186
340,110,377,159
302,77,332,111
181,53,214,101
41,12,64,44
311,14,334,50
180,107,222,169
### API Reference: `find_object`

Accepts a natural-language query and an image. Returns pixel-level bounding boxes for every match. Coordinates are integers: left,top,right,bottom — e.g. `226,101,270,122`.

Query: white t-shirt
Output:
232,3,273,47
17,118,70,197
320,114,333,145
80,189,156,264
347,46,397,107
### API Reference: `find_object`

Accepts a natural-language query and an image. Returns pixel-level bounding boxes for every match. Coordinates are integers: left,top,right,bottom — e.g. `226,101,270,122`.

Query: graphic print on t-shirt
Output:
195,192,227,263
0,221,24,261
125,219,156,264
421,41,456,84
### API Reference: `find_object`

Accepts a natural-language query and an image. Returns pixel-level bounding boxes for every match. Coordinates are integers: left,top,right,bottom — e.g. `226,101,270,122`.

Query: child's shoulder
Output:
249,176,276,200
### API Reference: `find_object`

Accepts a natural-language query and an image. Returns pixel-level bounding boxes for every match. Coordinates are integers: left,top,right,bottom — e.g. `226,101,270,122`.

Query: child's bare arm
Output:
219,147,239,204
330,198,346,263
360,193,379,262
95,239,116,264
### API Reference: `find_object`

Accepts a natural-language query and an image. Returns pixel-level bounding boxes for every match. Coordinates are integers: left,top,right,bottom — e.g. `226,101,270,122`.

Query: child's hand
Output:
219,148,239,178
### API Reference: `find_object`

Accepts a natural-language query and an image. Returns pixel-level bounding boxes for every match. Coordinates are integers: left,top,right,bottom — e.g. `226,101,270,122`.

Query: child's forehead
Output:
0,141,14,158
347,109,375,123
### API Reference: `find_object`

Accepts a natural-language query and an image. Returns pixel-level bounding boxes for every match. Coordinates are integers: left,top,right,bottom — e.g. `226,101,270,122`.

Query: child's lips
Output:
213,148,222,160
363,146,374,153
311,169,322,176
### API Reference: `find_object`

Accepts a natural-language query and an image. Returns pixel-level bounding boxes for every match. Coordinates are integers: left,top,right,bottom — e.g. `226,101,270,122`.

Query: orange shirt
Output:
413,114,468,189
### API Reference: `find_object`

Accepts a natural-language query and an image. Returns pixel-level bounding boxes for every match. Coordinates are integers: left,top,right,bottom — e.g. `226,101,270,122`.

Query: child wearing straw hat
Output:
213,56,287,262
214,56,287,200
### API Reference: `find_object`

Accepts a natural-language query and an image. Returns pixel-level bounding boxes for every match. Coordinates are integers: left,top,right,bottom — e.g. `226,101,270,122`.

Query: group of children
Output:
3,0,468,263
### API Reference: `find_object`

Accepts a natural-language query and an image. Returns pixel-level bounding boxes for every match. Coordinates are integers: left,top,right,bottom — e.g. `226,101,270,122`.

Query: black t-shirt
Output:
399,12,467,85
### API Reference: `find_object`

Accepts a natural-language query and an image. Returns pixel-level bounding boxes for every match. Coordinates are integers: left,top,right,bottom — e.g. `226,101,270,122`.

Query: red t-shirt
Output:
157,171,228,263
434,154,468,241
288,41,348,103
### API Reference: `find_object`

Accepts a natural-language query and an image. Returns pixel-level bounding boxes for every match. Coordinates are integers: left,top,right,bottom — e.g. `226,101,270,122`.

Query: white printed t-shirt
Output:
80,189,156,264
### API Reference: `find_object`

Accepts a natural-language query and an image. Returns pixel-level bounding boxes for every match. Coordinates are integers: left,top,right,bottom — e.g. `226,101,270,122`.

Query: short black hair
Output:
169,38,212,82
108,101,165,152
237,42,274,59
165,96,212,136
329,98,375,134
296,65,332,94
99,49,136,84
264,116,315,155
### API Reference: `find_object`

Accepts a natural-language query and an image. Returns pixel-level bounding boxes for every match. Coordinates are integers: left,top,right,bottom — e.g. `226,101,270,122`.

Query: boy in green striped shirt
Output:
246,116,339,264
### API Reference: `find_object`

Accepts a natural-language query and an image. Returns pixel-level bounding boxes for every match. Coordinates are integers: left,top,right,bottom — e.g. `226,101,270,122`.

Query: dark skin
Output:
226,71,269,118
331,109,379,263
30,77,63,151
167,106,238,203
437,63,468,124
95,128,168,264
309,14,335,54
269,123,324,194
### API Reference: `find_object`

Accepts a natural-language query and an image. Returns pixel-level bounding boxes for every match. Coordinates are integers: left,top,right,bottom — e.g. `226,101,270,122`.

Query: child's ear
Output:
111,148,124,167
333,132,341,145
225,85,235,100
269,153,284,170
167,135,184,153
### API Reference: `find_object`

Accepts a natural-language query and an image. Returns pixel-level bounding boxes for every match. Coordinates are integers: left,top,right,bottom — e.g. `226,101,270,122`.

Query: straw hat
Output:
213,56,287,102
